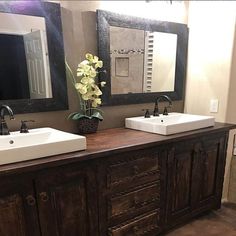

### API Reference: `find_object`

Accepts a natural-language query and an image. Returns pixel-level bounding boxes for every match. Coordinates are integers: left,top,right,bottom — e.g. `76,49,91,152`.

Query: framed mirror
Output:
97,10,189,106
0,1,68,113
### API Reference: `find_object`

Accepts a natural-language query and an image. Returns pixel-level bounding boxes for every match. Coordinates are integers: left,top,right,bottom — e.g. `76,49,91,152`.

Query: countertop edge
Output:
0,122,235,175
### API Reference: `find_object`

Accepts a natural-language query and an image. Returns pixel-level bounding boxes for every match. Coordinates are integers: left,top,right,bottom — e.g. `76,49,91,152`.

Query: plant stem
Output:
88,100,92,116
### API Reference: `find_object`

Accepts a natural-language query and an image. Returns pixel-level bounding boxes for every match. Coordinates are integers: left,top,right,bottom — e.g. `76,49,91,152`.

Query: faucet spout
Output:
153,95,172,116
0,105,14,120
0,105,15,135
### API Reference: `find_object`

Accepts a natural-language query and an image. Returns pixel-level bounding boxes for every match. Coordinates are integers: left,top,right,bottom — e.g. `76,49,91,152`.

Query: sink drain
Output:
9,140,14,144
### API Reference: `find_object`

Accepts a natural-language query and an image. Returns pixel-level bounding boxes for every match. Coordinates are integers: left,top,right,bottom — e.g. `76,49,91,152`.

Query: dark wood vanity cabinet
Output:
0,176,40,236
166,134,228,227
0,165,98,236
0,125,232,235
96,130,229,235
35,165,98,236
97,147,167,236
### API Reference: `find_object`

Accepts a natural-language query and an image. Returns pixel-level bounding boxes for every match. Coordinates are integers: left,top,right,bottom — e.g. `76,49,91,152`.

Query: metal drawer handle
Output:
39,192,49,202
26,195,36,206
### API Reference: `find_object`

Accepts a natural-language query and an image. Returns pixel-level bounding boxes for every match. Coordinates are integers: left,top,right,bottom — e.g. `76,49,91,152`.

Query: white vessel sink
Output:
125,112,215,135
0,128,86,165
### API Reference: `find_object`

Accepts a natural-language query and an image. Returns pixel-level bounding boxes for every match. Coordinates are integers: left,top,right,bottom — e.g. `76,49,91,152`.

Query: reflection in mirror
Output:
97,9,188,106
0,12,52,100
110,26,144,94
144,31,177,93
110,26,177,95
0,1,68,114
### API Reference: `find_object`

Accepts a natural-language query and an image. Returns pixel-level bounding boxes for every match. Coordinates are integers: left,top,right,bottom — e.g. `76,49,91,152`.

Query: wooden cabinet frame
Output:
0,126,232,235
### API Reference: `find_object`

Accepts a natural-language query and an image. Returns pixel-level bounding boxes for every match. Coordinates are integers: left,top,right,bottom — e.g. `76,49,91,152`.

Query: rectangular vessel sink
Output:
125,112,215,135
0,128,86,165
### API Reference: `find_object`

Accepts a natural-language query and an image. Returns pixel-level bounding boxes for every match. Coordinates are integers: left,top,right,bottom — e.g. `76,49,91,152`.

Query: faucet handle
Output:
163,106,171,116
142,109,150,118
20,120,35,133
153,104,159,117
163,107,168,116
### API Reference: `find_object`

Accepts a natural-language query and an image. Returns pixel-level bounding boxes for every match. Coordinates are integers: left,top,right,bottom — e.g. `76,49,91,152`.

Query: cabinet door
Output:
192,135,227,209
0,176,40,236
166,133,228,227
166,141,195,225
36,165,98,236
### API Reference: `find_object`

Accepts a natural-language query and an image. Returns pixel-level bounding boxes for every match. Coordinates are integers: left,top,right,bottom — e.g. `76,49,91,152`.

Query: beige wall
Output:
7,1,188,133
226,23,236,124
184,1,236,202
226,17,236,202
184,1,236,121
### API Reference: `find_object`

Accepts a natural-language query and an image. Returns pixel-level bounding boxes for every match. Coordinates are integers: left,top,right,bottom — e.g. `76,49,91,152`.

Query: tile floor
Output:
166,203,236,236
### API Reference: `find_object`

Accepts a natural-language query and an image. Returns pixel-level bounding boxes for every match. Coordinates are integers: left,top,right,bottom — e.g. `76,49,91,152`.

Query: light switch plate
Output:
210,99,219,113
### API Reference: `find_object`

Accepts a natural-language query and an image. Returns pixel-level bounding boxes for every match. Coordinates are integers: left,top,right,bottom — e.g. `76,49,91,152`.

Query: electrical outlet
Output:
210,99,219,113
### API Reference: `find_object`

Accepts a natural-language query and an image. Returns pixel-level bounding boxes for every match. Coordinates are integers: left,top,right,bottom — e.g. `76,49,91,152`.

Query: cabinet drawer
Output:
107,151,159,188
109,210,160,236
109,182,160,219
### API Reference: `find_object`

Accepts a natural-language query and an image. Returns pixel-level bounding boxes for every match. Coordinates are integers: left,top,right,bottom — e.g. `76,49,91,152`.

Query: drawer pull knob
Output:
40,192,49,202
134,195,139,205
26,195,36,206
133,166,139,175
133,226,139,234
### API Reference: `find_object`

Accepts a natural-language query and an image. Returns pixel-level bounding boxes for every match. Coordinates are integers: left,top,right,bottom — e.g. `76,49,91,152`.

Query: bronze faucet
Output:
0,105,14,135
153,95,172,116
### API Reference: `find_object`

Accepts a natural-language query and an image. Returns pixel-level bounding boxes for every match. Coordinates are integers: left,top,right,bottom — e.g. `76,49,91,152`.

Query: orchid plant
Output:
66,53,106,121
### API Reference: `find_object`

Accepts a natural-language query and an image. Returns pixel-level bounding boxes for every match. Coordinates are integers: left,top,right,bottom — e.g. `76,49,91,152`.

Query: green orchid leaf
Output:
68,111,103,121
91,111,103,121
67,112,79,120
71,113,90,120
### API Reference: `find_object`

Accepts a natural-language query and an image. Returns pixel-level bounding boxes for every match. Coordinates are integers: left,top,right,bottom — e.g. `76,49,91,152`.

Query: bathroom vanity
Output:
0,123,234,235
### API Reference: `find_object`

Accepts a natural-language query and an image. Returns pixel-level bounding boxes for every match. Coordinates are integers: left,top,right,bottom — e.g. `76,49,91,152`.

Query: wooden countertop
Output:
0,122,235,175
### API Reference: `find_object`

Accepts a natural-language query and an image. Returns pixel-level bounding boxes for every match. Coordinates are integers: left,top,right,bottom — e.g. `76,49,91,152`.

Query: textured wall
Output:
110,27,144,94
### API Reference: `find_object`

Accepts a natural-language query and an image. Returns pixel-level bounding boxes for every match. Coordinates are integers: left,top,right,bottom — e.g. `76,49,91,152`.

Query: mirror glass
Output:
0,1,68,114
0,12,52,100
110,26,177,95
97,10,188,106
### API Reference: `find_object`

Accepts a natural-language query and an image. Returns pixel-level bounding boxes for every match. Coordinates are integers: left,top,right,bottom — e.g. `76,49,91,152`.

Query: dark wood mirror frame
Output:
0,1,68,114
97,10,189,106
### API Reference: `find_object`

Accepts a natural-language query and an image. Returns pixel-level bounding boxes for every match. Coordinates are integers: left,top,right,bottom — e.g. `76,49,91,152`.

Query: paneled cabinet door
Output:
35,165,98,236
166,133,228,227
166,141,195,226
0,176,40,236
192,135,227,209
